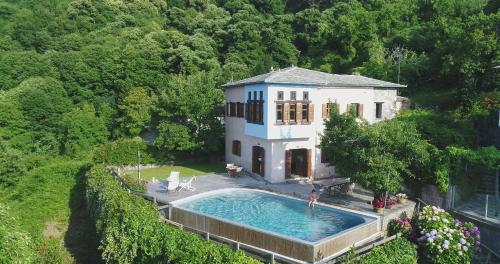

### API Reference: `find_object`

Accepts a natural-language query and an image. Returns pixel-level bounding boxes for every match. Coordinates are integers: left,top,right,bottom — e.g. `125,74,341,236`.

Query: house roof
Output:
222,66,406,88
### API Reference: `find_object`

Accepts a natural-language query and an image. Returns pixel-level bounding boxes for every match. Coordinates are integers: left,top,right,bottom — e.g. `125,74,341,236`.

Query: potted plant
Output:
386,197,397,209
396,193,408,204
373,198,385,214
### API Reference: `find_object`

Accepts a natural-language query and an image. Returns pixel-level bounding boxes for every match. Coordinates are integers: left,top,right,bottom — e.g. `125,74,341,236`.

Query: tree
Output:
154,71,224,157
0,141,26,187
117,87,153,137
320,107,437,196
61,104,109,157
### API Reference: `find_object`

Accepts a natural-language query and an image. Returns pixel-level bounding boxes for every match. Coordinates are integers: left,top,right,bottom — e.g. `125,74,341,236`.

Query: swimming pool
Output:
169,188,379,262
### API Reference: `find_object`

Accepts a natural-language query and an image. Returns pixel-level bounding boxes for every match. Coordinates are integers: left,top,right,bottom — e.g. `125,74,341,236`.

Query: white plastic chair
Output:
167,171,180,191
178,177,196,191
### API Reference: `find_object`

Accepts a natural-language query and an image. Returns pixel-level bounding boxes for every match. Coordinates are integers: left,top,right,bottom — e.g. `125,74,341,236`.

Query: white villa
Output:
223,66,408,183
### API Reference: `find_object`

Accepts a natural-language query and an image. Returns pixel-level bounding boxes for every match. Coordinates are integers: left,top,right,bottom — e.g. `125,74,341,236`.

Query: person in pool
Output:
308,189,320,208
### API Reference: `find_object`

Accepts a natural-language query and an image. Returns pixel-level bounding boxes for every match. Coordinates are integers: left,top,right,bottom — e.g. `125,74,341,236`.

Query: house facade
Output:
223,66,407,183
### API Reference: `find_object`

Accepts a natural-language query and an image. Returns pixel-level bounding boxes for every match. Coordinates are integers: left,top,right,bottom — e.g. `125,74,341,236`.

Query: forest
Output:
0,0,498,263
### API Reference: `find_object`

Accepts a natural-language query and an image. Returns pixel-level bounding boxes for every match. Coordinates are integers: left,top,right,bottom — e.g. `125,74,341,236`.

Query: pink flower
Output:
475,241,481,246
464,231,470,237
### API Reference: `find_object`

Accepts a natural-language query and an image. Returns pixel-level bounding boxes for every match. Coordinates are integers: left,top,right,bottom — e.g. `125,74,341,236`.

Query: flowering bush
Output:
373,198,385,208
416,206,480,264
386,197,397,206
396,193,408,199
388,218,417,241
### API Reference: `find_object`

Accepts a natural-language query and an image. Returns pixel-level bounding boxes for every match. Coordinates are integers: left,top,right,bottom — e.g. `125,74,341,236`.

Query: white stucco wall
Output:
224,83,400,183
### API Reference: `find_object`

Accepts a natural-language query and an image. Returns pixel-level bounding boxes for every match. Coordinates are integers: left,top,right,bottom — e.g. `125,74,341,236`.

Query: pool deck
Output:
147,173,415,226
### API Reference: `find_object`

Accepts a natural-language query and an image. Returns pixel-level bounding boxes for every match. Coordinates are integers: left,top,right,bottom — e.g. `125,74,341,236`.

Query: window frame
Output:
375,102,383,119
303,91,309,101
289,103,296,123
276,103,283,123
290,91,296,101
302,104,309,123
232,140,241,156
277,91,284,100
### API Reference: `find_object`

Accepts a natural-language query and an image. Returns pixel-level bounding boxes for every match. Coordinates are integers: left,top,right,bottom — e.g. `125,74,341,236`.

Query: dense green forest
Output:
0,0,498,263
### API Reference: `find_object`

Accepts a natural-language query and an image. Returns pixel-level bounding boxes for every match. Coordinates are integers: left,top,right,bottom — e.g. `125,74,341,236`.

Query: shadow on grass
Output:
64,165,102,264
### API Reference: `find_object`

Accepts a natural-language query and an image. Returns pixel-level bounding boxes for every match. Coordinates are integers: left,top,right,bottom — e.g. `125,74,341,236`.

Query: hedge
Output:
341,237,418,264
359,237,418,264
93,137,157,165
85,165,260,264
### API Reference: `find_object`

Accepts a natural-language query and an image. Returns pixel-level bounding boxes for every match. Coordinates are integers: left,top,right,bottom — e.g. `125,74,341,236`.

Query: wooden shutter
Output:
245,103,249,120
307,149,312,178
283,103,290,123
359,104,364,118
285,150,291,178
296,103,302,123
308,104,314,122
260,148,265,176
322,104,327,119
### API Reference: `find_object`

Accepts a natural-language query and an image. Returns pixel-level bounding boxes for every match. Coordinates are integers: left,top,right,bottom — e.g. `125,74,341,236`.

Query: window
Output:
290,91,296,100
303,91,309,100
246,92,264,124
232,140,241,156
276,104,283,122
350,103,361,118
289,104,296,122
302,104,309,122
237,102,244,117
277,91,284,100
375,102,383,119
229,102,236,116
248,91,251,100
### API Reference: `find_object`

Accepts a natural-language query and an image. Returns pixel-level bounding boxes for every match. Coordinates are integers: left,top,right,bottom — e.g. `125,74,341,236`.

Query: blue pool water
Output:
174,189,375,243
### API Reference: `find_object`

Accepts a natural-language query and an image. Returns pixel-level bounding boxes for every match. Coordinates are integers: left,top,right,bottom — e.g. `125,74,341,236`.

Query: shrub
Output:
121,174,147,193
0,203,37,263
93,137,156,165
373,198,384,208
416,205,480,264
388,218,416,241
358,237,418,264
85,165,260,264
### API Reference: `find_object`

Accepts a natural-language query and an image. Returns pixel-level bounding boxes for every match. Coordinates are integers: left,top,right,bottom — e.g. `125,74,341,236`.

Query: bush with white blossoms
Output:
416,205,480,264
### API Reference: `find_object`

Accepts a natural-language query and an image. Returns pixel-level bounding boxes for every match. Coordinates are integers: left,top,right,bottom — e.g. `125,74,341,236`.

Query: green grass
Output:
124,162,226,181
0,158,101,263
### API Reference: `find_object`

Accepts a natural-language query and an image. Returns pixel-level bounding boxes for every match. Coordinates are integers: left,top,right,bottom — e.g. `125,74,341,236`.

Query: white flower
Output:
463,246,468,251
459,252,463,256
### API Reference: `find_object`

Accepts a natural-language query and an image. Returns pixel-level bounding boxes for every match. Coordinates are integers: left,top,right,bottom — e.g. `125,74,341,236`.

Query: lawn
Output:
124,162,226,181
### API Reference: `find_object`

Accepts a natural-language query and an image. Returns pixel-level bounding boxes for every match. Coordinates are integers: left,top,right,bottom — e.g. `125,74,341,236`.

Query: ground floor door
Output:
286,149,312,179
252,146,265,176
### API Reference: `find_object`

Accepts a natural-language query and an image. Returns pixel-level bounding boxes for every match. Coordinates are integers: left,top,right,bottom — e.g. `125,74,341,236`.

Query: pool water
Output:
174,189,374,243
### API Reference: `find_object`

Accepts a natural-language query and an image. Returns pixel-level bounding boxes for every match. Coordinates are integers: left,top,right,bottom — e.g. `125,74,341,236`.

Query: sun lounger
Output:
178,176,196,191
167,171,180,191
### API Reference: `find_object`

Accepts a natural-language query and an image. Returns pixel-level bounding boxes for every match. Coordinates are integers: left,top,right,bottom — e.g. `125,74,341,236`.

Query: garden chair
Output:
233,167,243,177
178,176,196,191
167,171,180,191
